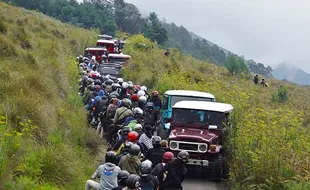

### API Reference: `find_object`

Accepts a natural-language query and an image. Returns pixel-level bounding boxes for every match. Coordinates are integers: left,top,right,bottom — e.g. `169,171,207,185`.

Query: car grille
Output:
179,143,198,151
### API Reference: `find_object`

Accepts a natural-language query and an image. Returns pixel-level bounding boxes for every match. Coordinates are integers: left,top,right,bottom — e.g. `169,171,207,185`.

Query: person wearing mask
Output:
112,170,130,190
113,126,131,152
139,160,159,190
123,107,144,130
144,136,165,167
158,150,189,190
138,125,154,153
118,144,141,175
85,151,121,190
151,151,174,177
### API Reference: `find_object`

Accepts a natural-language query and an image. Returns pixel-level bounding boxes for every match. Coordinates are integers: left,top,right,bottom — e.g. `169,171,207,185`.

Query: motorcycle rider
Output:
137,96,147,112
139,160,159,190
85,85,100,110
144,136,165,167
149,91,162,123
151,151,174,177
138,125,153,153
85,151,121,190
118,144,141,174
112,126,131,151
123,174,141,190
123,107,144,130
112,170,130,190
116,131,144,156
158,150,189,190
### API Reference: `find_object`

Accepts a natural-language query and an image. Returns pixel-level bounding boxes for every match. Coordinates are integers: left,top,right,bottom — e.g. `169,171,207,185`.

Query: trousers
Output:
85,180,99,190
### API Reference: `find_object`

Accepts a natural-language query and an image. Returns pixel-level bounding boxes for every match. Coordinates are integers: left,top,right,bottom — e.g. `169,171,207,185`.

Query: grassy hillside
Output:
121,34,310,189
0,3,101,189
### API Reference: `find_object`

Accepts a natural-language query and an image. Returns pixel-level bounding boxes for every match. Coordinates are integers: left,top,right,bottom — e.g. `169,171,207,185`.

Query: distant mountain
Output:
272,62,310,85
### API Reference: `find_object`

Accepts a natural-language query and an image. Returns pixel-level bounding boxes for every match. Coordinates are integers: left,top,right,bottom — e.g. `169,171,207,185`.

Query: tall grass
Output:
0,3,100,189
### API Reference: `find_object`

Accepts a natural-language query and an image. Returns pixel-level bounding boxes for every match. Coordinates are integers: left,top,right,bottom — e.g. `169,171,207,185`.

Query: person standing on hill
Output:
253,75,259,85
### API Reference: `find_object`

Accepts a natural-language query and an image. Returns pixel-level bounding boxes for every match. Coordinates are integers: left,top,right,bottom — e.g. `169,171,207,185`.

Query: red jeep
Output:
84,47,107,62
167,100,233,179
96,39,115,53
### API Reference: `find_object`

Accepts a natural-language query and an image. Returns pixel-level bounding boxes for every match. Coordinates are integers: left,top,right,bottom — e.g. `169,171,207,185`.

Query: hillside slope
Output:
0,3,100,189
121,34,310,189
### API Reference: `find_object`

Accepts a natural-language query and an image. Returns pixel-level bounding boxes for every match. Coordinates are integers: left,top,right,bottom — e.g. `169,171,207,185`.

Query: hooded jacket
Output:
113,106,133,124
93,90,105,107
91,162,121,190
85,91,99,105
94,95,108,115
118,154,141,174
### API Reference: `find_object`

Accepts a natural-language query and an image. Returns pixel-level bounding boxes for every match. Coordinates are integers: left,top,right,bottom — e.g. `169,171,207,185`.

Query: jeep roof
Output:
172,101,233,113
108,53,131,59
164,90,215,99
97,39,115,44
85,47,107,51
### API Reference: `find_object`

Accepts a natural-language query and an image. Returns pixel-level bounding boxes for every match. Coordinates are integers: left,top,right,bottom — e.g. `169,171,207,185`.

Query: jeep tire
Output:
210,153,225,180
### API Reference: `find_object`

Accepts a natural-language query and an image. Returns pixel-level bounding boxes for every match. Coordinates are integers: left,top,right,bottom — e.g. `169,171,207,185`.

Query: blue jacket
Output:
92,90,105,107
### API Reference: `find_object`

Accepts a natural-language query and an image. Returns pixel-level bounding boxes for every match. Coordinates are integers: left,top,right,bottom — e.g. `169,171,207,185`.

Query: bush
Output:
272,85,288,103
0,19,7,34
224,54,249,76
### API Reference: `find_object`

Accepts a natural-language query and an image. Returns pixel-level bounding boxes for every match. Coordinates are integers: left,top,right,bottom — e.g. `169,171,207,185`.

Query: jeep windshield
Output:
170,96,213,107
172,108,222,126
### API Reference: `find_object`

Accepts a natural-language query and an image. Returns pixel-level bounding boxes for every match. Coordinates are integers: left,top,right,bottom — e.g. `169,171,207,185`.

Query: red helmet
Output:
131,94,139,102
152,90,159,97
91,73,98,79
163,151,174,163
95,85,101,92
127,131,139,142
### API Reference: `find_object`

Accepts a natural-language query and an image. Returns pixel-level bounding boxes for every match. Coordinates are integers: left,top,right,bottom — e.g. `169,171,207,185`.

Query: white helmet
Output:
141,86,147,92
128,83,134,88
133,107,143,116
137,90,145,97
117,78,123,83
128,81,133,85
134,124,143,131
91,56,96,60
138,96,147,104
122,82,129,89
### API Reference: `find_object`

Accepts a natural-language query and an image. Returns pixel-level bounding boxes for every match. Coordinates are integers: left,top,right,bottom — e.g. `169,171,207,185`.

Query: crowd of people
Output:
77,51,190,189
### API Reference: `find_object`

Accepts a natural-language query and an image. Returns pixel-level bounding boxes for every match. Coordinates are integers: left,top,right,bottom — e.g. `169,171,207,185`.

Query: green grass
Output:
0,3,101,189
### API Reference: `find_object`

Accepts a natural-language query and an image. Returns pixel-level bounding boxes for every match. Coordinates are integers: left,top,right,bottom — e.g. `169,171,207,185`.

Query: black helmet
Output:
152,136,162,146
94,79,102,85
123,141,133,152
126,174,140,189
129,144,141,156
105,79,113,86
121,126,131,138
105,151,117,164
140,160,153,175
117,170,130,185
177,150,189,163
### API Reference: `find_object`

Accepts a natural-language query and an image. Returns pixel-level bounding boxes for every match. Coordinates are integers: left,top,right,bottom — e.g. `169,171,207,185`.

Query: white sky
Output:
125,0,310,72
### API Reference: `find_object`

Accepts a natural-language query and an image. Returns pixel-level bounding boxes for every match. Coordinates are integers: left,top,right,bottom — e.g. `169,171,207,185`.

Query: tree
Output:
224,55,249,76
142,12,168,45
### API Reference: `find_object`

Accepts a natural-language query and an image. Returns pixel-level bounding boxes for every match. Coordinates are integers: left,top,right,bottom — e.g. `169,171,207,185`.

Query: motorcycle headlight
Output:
169,141,178,150
198,144,207,152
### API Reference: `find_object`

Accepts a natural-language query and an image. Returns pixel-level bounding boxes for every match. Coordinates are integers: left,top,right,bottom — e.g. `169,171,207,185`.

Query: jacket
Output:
113,107,133,124
118,154,141,174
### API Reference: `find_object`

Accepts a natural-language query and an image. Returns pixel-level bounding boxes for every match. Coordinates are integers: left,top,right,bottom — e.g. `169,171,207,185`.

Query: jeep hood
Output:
169,127,218,143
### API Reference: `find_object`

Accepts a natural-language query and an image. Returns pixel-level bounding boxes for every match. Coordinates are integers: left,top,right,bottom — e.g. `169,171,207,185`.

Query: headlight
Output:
170,141,178,150
198,144,207,152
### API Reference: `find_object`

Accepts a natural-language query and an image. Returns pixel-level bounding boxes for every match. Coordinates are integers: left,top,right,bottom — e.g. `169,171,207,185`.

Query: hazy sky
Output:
125,0,310,72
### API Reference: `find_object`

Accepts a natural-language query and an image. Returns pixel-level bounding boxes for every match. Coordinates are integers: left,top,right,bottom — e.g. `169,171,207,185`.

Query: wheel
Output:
210,153,225,180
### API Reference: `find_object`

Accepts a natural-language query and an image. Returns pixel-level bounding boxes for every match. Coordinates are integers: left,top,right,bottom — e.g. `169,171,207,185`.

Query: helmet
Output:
129,144,141,156
152,90,159,97
121,126,131,138
94,79,101,85
163,151,174,163
128,81,133,85
140,160,153,175
127,131,139,142
112,83,121,91
122,82,129,89
123,141,133,152
177,150,189,163
91,56,96,60
138,96,147,104
121,98,131,108
137,90,145,97
117,170,130,185
133,107,143,116
105,151,117,164
134,124,142,131
105,79,113,86
152,136,162,146
126,174,140,189
95,85,101,92
141,86,147,92
131,94,139,102
117,78,123,83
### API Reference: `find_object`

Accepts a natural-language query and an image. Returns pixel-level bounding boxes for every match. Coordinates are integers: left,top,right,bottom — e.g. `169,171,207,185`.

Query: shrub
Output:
272,85,288,103
0,19,7,34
